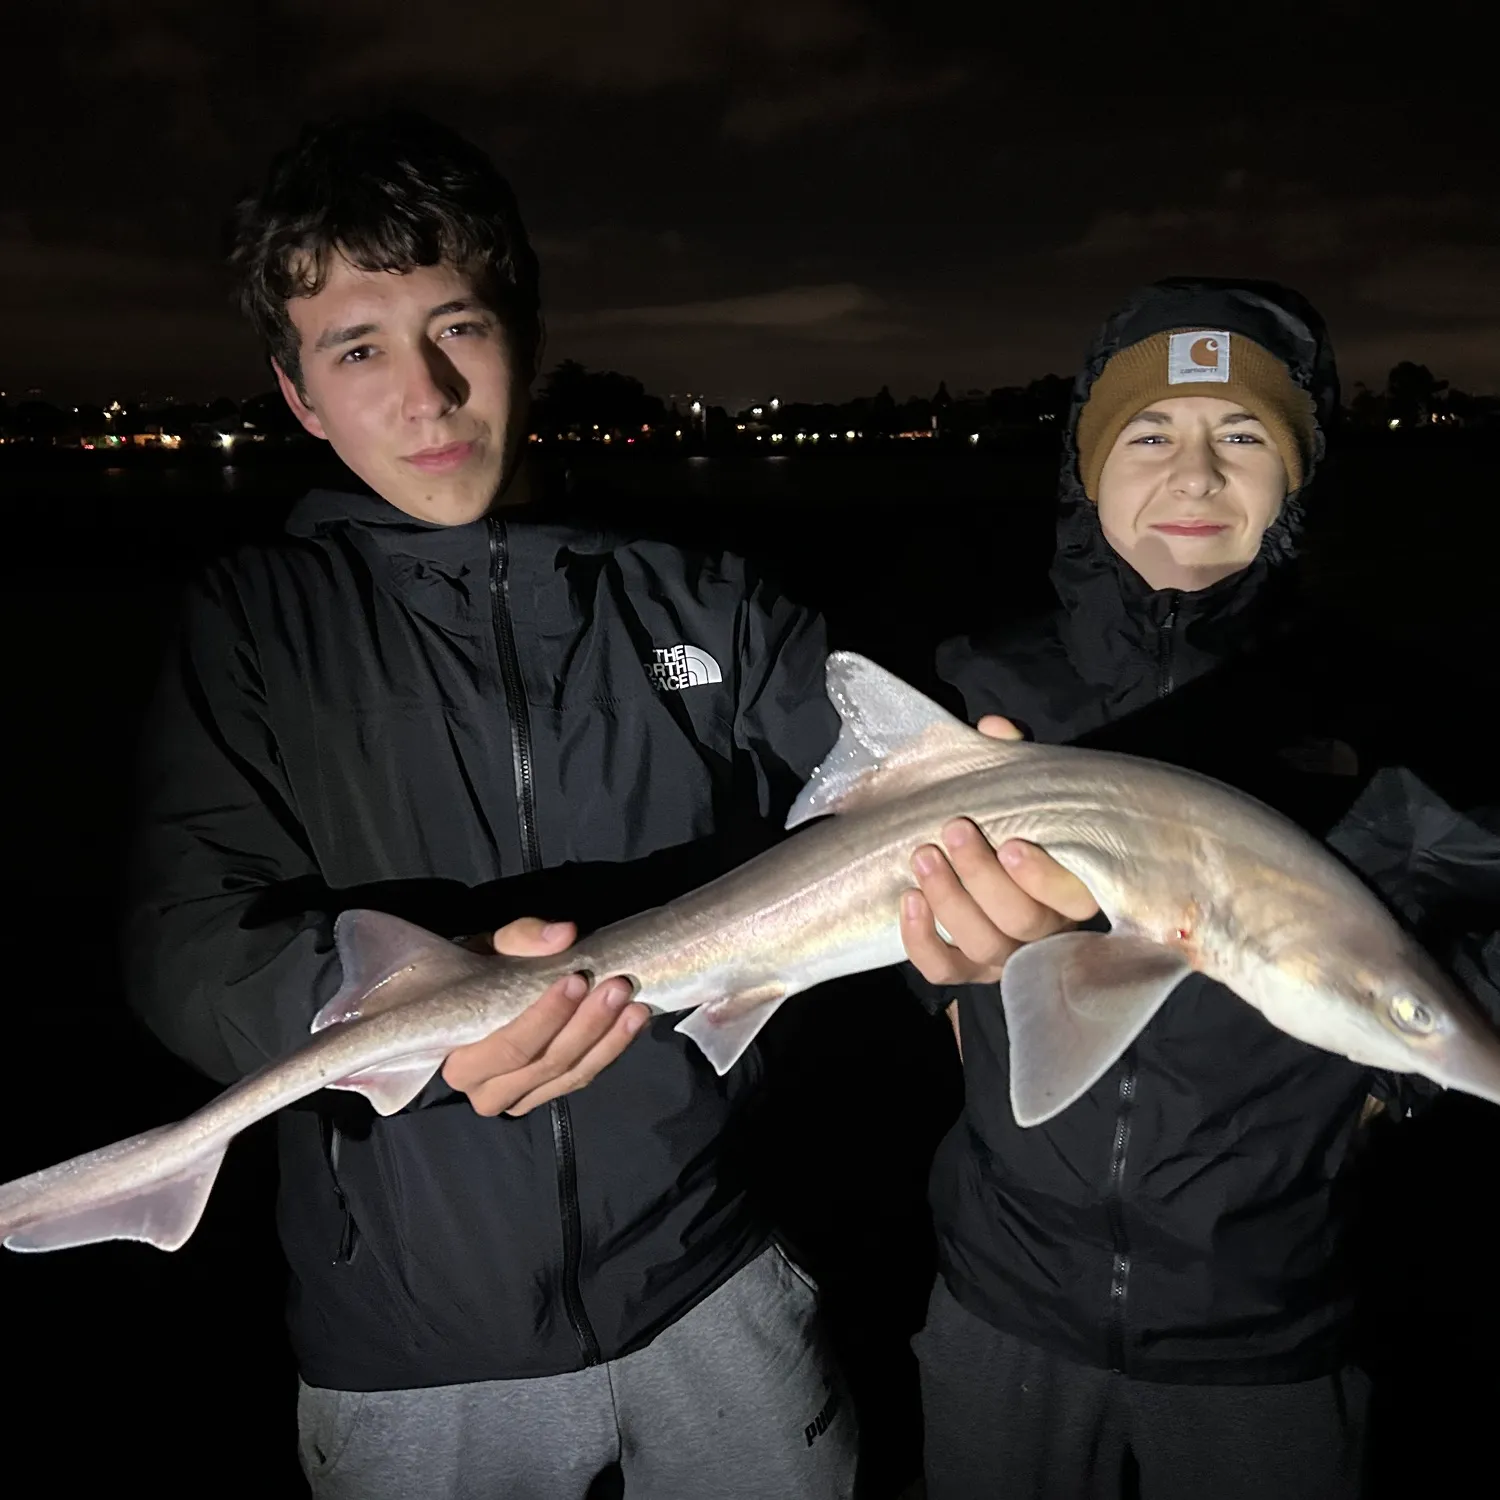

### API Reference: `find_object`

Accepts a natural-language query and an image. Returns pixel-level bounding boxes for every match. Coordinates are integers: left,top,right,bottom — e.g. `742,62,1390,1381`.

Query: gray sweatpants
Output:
915,1276,1369,1500
297,1245,856,1500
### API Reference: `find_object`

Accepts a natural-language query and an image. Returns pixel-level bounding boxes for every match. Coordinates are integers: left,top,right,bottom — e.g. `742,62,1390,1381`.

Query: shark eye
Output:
1389,994,1435,1033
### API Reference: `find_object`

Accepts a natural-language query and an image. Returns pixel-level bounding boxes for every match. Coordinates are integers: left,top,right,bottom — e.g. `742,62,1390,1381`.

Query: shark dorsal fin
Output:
786,652,1019,830
314,910,488,1032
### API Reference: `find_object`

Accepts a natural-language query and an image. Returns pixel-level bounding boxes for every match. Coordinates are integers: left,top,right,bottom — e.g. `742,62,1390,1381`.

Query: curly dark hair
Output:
228,110,541,390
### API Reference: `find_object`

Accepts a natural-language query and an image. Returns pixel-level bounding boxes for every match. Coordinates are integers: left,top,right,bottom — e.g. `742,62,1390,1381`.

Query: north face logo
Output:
1167,330,1232,384
646,644,722,691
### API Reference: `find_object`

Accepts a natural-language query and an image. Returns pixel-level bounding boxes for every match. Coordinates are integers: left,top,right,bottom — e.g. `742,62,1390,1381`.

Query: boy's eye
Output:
340,345,375,365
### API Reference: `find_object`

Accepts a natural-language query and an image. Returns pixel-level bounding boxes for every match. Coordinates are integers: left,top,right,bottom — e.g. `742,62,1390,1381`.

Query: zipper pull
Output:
333,1206,355,1266
1155,593,1179,699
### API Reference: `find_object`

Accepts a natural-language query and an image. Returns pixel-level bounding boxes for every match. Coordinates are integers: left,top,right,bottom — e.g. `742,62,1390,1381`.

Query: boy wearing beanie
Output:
910,279,1500,1500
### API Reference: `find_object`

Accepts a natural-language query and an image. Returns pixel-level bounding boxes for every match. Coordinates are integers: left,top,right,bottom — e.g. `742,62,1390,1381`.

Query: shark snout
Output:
1432,1012,1500,1107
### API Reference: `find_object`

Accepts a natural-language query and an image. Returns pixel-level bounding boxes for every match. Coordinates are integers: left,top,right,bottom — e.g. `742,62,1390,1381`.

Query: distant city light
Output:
770,397,780,411
219,433,236,450
844,430,855,440
969,432,980,445
795,433,805,443
690,400,702,415
751,406,763,418
772,433,783,442
1388,418,1401,429
675,429,683,439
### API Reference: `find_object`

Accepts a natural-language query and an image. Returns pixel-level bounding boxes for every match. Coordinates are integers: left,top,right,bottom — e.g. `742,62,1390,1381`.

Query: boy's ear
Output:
273,360,327,441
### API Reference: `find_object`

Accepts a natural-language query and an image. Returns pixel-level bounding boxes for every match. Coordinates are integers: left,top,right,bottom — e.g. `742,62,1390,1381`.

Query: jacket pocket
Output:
321,1114,360,1265
296,1380,369,1477
772,1238,821,1298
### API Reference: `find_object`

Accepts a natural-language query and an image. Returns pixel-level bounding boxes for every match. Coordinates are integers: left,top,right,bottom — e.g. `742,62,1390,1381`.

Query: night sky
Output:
4,1,1497,407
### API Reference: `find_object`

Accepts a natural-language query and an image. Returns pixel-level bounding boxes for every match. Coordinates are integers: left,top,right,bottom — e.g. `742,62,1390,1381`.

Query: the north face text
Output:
646,644,723,691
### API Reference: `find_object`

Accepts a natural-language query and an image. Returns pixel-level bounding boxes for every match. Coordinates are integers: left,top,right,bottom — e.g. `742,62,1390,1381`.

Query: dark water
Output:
1,442,1495,1496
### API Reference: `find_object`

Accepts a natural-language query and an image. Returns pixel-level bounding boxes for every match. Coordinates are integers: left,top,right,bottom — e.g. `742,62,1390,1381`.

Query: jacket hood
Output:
1057,277,1339,575
1046,277,1340,684
286,486,441,537
284,470,603,567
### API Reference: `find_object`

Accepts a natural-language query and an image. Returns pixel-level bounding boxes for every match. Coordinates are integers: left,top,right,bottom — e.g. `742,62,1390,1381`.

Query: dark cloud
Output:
1355,247,1500,322
722,60,968,143
1063,189,1495,267
3,2,1497,401
325,0,864,93
555,284,890,334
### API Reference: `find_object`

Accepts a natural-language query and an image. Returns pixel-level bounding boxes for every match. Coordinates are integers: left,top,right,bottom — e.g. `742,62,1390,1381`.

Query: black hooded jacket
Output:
123,489,838,1391
924,280,1500,1384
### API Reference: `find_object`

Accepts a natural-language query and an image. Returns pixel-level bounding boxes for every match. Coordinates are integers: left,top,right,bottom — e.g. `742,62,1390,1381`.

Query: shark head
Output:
1242,919,1500,1107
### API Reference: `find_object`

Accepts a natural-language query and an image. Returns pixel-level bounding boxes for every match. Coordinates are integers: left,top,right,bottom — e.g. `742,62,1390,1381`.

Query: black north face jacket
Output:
123,488,838,1390
923,279,1500,1384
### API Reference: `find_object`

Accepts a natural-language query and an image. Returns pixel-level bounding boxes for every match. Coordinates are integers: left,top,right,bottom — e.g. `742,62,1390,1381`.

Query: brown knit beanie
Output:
1075,328,1318,500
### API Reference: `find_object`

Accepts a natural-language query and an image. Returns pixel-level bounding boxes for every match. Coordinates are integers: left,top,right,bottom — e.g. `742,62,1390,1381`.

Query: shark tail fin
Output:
1,1127,227,1254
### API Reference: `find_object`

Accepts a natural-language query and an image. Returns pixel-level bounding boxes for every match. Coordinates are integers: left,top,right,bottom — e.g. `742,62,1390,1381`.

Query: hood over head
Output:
1057,277,1339,584
1050,278,1340,678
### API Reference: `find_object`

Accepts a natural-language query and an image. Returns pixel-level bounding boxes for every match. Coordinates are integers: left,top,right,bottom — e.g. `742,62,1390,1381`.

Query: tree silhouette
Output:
1385,362,1447,426
1025,374,1072,423
533,361,666,435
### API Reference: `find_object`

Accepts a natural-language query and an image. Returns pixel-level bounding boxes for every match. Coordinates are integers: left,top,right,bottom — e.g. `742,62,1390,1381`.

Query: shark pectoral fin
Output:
1001,932,1191,1129
327,1050,452,1115
674,984,791,1075
3,1136,226,1254
314,910,488,1032
786,652,1020,830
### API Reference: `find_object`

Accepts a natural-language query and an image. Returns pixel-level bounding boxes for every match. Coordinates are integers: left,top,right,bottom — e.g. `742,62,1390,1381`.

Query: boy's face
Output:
1095,396,1288,592
276,254,531,525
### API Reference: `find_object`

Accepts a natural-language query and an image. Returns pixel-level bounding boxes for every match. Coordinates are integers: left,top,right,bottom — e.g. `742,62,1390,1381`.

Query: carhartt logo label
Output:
1167,330,1232,385
646,644,722,691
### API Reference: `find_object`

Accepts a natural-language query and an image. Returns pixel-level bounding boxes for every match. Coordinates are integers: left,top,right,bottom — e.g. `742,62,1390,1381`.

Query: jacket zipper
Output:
487,517,602,1368
1108,595,1170,1355
489,518,542,871
1103,1054,1136,1372
1155,594,1179,699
